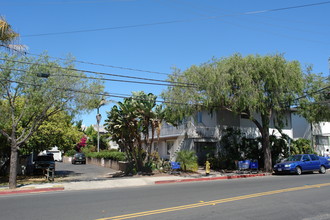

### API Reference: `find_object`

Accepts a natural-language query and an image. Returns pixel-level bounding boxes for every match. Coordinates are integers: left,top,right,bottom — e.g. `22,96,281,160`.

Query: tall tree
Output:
162,54,305,172
26,111,83,154
297,72,330,122
0,53,104,188
104,92,164,172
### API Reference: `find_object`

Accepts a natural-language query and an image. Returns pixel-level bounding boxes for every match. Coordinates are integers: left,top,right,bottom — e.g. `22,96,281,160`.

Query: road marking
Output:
96,182,330,220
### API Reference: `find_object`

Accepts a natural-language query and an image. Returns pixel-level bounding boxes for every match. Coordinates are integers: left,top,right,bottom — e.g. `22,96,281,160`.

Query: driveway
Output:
55,162,118,182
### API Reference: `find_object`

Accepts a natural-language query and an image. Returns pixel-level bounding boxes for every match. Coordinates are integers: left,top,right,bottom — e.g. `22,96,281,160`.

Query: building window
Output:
166,141,174,155
316,136,329,145
197,112,202,123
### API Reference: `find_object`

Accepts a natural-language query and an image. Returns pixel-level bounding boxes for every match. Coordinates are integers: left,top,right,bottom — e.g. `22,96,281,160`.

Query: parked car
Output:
72,153,86,164
273,154,330,175
34,154,55,171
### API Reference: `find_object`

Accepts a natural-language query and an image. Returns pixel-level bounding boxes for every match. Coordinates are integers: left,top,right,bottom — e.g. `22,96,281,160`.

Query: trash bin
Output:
238,160,250,171
250,160,258,172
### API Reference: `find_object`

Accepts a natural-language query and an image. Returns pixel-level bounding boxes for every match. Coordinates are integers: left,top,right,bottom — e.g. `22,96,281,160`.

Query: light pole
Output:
96,99,106,152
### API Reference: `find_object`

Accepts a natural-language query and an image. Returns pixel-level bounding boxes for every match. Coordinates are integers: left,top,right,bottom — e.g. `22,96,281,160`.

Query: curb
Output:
155,173,271,184
0,187,65,195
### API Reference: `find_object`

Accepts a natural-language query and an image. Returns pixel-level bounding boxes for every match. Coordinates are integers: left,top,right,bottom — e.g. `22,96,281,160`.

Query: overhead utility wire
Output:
0,59,195,87
168,0,329,36
0,66,194,88
0,78,194,106
0,45,170,76
294,85,330,101
25,51,170,76
21,1,330,37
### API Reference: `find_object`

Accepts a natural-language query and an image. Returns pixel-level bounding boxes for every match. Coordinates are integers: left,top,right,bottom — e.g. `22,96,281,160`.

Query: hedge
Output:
84,151,126,161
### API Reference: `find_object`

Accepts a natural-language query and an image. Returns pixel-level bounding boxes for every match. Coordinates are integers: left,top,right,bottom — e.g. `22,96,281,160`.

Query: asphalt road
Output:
55,162,117,181
1,173,330,220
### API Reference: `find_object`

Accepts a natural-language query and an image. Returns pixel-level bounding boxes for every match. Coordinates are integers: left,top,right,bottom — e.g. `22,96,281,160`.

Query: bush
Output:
291,138,316,155
176,150,198,172
65,149,76,157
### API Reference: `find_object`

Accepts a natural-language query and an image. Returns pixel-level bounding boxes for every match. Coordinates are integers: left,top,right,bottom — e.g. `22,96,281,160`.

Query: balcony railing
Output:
154,122,220,138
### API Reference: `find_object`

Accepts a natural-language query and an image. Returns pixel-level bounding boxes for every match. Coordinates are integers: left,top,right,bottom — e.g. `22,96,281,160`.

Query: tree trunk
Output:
261,114,272,173
9,142,18,189
261,127,272,172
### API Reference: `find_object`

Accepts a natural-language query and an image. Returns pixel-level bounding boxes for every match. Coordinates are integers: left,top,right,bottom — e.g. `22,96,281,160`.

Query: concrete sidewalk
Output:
0,171,271,195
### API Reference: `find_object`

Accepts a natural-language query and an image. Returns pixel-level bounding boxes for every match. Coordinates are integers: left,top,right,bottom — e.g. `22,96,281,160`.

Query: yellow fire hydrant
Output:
205,160,210,176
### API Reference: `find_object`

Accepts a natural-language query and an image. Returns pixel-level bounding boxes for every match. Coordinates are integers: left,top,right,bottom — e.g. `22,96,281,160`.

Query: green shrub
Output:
291,138,316,155
176,150,198,172
65,149,76,157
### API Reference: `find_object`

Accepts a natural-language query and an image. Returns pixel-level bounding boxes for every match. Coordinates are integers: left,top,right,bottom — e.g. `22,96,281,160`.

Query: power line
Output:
163,0,329,45
0,78,195,106
21,1,330,37
25,51,171,76
294,85,330,101
0,66,195,88
0,58,195,87
0,45,171,76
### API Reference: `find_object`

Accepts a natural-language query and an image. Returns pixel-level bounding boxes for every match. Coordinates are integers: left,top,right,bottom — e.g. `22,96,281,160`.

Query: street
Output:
1,173,330,220
55,162,117,181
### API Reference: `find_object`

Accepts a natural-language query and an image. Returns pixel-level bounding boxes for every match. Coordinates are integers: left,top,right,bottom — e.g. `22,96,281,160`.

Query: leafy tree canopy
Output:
0,52,104,188
105,91,164,172
162,53,312,172
297,72,330,122
25,111,83,154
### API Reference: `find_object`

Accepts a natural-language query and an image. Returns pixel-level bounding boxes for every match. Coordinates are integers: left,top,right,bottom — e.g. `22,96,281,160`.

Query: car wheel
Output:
295,166,302,175
319,165,326,174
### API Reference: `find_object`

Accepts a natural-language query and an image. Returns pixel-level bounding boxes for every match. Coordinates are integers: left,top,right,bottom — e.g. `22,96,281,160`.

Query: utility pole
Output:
96,99,106,152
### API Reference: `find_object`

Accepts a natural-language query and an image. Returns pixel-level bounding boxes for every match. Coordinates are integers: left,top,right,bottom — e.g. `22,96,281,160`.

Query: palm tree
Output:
0,16,25,52
176,150,198,172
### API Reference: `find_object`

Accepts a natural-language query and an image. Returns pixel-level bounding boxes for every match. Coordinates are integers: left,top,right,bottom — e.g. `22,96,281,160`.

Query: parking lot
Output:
55,161,117,182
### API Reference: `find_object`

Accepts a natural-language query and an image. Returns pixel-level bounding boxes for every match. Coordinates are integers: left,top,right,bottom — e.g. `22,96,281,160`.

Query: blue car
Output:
273,154,330,175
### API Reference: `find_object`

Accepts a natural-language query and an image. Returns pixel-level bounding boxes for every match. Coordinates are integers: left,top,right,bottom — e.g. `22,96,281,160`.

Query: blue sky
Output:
2,0,330,126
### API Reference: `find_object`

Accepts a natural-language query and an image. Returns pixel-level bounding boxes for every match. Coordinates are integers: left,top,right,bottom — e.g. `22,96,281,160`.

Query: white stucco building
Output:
148,109,329,161
292,114,330,156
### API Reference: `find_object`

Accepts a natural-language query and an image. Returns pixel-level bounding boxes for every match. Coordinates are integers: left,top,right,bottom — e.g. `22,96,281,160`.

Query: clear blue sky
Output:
3,0,330,126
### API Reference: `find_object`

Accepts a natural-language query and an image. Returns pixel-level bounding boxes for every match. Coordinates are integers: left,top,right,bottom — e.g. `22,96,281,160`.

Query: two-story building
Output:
151,109,294,162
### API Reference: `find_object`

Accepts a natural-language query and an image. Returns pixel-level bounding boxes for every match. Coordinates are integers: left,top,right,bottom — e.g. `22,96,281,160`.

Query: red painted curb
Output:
0,187,64,195
155,173,270,185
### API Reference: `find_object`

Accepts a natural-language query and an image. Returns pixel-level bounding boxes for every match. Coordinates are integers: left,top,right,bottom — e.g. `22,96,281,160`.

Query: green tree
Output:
104,91,164,172
85,125,108,151
298,72,330,122
105,100,139,170
26,111,83,154
162,54,305,172
0,53,104,188
133,91,164,163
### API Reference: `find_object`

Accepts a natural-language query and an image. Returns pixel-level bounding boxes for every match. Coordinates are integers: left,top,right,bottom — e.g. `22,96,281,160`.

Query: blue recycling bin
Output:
238,160,250,170
250,160,258,170
171,162,181,170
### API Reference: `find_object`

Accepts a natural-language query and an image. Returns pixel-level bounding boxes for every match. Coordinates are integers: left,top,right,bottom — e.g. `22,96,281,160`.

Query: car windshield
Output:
285,155,302,161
